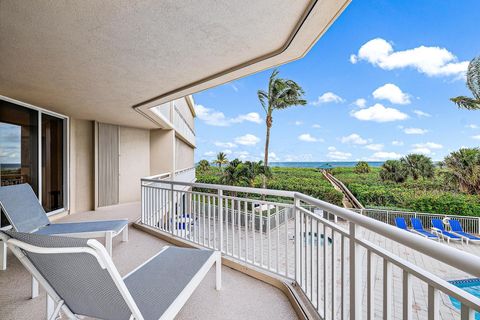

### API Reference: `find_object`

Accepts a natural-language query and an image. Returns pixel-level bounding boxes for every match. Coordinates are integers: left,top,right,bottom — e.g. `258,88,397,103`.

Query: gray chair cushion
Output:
0,184,50,232
34,220,128,235
124,247,215,320
5,231,132,320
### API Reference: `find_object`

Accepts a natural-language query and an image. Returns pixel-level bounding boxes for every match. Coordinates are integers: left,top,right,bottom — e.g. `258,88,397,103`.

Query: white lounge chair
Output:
0,184,128,266
0,183,129,299
3,230,221,320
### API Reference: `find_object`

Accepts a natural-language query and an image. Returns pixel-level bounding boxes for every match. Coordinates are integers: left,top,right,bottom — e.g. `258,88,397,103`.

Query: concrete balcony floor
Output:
0,203,298,320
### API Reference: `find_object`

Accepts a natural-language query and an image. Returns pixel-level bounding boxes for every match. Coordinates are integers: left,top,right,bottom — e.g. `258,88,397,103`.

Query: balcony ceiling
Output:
0,0,349,128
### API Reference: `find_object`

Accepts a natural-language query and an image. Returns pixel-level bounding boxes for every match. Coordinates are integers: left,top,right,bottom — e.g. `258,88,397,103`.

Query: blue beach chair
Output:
394,217,410,231
448,220,480,244
410,218,438,240
431,219,462,243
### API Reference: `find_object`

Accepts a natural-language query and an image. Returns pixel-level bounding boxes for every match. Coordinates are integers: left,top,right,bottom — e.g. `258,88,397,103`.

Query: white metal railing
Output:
173,106,195,146
173,166,196,183
351,208,480,234
140,178,480,320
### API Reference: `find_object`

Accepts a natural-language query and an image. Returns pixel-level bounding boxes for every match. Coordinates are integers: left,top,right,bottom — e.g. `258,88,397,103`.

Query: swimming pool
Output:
449,278,480,319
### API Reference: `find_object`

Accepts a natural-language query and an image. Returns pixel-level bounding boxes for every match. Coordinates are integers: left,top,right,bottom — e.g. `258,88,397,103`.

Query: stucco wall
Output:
175,136,194,170
150,129,174,175
69,118,94,213
174,98,195,130
118,126,150,203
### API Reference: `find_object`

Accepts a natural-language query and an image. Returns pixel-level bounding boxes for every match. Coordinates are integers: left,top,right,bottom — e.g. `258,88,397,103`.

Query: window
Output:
0,98,67,219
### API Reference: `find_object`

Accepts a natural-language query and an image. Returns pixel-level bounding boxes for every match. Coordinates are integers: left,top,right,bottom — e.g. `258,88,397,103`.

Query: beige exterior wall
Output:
150,129,175,175
175,136,194,170
69,118,94,213
119,126,150,203
174,98,195,130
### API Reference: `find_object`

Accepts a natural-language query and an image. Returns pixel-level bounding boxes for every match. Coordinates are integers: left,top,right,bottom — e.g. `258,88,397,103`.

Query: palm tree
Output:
197,159,210,172
451,56,480,110
244,161,272,187
257,69,306,187
214,152,228,169
443,148,480,194
379,160,408,183
400,154,434,180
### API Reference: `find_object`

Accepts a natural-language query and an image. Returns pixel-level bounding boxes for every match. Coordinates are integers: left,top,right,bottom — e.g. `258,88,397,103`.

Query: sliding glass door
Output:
0,98,67,218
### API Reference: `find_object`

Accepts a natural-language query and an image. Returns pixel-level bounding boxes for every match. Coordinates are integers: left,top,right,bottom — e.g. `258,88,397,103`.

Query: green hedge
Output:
196,167,343,206
331,167,480,216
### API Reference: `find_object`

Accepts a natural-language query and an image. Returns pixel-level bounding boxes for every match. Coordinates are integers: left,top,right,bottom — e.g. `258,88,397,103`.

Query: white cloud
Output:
372,83,411,105
350,38,468,78
413,110,431,117
351,103,408,122
410,147,431,155
409,142,442,155
371,151,402,159
222,149,233,155
194,104,262,126
472,135,480,140
235,151,250,160
261,152,279,162
353,98,367,108
341,133,368,145
230,83,239,92
365,143,384,151
234,134,261,146
392,140,404,146
466,124,479,129
294,120,303,126
412,142,443,149
312,124,321,128
403,127,428,135
231,112,262,124
327,147,351,160
311,92,345,105
214,141,237,148
203,151,216,157
284,153,314,162
298,133,323,142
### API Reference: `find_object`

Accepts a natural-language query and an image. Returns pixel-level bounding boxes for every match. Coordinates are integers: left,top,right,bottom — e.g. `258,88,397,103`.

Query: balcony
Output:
150,103,196,147
2,176,480,319
139,178,480,319
0,202,297,319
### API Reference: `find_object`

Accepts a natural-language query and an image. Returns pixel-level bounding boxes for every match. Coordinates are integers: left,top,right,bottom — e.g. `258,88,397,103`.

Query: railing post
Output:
170,183,175,235
349,222,362,320
218,189,223,253
141,180,145,224
294,194,301,284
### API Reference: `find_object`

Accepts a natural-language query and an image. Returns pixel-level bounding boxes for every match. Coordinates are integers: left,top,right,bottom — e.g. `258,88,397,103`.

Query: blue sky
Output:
194,0,480,163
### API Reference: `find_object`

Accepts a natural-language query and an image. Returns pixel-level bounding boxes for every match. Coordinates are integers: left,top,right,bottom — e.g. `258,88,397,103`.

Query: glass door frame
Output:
1,95,69,216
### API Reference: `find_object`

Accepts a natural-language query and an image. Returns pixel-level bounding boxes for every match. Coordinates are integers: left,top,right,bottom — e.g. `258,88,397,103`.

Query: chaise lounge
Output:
410,218,439,240
448,219,480,244
430,219,462,243
3,230,221,320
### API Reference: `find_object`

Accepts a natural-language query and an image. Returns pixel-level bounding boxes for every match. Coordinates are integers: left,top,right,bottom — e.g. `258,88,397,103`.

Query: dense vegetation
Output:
196,161,343,206
332,164,480,216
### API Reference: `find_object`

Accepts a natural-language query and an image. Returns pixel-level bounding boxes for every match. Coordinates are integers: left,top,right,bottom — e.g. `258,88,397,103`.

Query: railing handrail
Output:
142,177,480,278
141,178,296,198
295,192,480,278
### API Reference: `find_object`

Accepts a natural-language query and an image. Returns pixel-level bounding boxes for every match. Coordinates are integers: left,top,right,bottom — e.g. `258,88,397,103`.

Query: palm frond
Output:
450,96,480,110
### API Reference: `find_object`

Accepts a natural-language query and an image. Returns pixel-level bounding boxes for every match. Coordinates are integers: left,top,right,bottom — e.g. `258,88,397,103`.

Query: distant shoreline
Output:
269,161,384,168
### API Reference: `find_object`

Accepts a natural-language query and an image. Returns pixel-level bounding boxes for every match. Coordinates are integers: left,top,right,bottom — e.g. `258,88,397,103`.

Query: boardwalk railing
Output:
141,178,480,320
351,208,480,234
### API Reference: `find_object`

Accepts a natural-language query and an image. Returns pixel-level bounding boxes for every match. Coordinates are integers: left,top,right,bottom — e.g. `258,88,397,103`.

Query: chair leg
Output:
122,225,129,242
105,232,113,256
31,276,39,298
215,254,222,291
1,240,6,271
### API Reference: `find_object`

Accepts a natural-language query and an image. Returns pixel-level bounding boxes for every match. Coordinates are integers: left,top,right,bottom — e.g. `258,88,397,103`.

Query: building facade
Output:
0,95,196,223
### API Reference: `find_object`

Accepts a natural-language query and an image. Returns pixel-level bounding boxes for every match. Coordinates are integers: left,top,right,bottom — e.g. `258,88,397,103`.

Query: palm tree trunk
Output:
262,115,272,190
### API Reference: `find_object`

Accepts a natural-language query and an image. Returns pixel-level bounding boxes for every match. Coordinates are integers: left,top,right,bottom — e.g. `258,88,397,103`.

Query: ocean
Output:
269,161,384,168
